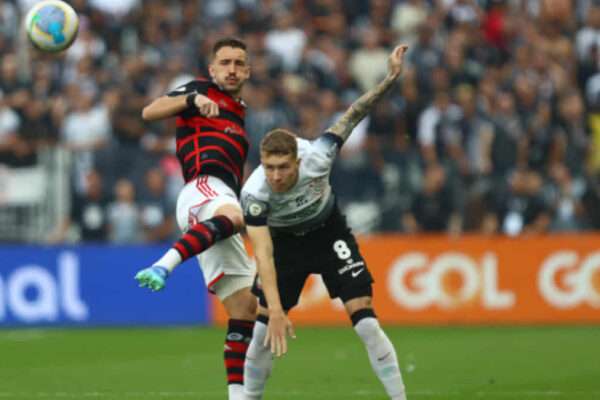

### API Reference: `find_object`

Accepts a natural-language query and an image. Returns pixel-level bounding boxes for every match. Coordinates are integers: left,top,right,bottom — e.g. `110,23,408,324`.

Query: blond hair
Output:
260,129,298,157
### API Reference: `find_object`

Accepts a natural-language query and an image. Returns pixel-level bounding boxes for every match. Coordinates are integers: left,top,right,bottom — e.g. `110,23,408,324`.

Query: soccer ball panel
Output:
25,0,79,52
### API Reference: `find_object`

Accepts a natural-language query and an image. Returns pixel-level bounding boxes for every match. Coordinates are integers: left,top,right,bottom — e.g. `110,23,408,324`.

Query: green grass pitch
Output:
1,326,599,399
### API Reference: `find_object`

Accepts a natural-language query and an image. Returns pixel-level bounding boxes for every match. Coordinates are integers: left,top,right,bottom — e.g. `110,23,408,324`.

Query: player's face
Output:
261,153,300,193
209,46,250,96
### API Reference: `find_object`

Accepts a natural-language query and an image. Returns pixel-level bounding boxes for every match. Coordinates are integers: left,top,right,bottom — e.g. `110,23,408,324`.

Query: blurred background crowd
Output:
1,0,600,243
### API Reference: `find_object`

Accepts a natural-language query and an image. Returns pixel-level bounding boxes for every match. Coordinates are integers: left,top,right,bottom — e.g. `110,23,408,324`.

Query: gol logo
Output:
538,251,600,308
388,252,515,310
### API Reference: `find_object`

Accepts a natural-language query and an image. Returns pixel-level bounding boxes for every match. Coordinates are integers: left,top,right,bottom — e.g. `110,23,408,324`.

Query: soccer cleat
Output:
135,266,169,292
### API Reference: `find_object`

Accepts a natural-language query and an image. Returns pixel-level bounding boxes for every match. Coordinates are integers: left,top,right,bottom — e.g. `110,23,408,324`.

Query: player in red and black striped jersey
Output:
167,77,248,194
133,38,287,400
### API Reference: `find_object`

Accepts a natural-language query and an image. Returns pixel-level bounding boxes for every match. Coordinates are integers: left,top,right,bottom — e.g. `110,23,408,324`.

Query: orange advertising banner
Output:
212,234,600,325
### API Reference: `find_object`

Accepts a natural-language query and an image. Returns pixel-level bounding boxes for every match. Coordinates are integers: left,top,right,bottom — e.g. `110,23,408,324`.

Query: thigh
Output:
319,231,374,302
176,175,241,231
252,266,310,311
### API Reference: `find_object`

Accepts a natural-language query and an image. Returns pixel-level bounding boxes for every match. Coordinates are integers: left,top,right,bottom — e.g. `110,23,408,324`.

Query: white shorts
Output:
176,175,254,300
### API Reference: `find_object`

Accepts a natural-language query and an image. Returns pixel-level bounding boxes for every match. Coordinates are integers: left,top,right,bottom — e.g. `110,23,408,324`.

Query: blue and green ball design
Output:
25,0,79,52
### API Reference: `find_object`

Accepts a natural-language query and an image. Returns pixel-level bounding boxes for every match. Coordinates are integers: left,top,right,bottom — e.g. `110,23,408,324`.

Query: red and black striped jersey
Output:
167,78,248,195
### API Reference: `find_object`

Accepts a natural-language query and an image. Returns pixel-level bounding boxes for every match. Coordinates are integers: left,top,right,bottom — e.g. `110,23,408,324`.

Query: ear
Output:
208,63,215,80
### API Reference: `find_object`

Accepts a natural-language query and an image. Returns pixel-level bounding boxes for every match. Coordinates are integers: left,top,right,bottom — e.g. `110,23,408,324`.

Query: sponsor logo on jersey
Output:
337,261,365,275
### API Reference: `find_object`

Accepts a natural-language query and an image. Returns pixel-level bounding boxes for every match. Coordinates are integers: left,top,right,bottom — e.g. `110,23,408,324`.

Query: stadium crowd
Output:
1,0,600,243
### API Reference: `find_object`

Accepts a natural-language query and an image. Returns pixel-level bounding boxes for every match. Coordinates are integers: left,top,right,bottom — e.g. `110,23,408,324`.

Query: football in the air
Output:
24,0,79,52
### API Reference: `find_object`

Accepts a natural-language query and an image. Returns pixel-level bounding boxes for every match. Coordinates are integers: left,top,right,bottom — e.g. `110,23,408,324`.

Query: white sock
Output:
228,383,245,400
152,248,181,272
354,317,407,400
244,320,273,400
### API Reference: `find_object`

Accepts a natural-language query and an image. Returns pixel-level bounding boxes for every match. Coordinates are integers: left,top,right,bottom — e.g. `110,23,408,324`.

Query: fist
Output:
194,94,219,118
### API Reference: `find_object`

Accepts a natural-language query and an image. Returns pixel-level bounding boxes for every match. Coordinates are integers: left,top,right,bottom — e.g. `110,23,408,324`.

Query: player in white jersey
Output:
241,45,409,400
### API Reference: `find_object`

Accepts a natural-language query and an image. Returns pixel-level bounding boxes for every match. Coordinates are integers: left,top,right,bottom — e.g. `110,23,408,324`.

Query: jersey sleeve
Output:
166,79,211,97
242,192,270,226
304,132,343,174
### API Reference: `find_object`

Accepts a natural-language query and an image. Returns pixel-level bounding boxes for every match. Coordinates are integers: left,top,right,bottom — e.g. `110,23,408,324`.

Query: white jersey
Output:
242,134,342,233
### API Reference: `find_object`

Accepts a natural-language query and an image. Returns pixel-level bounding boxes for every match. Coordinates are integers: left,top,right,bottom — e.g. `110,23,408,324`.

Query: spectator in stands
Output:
408,21,443,94
349,28,389,93
548,164,588,232
108,178,140,243
483,169,552,236
265,10,307,72
390,0,429,47
60,84,111,194
488,90,525,180
48,169,109,243
402,163,462,234
417,90,462,165
0,88,21,166
245,84,290,168
139,168,176,242
555,91,591,180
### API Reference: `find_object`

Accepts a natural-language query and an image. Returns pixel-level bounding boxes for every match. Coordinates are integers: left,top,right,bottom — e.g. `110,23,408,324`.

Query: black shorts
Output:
252,206,374,311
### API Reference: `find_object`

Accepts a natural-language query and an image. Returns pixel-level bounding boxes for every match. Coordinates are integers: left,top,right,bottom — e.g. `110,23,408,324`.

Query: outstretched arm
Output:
326,44,408,142
142,95,189,121
246,225,295,357
142,93,220,121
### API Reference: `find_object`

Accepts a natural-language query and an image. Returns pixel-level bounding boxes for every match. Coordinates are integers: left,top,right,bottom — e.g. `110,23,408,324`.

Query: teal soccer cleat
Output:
135,266,169,292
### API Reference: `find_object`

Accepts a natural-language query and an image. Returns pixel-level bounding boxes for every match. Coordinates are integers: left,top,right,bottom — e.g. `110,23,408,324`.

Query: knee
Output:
239,293,258,319
351,308,380,344
215,205,244,231
231,215,245,231
224,288,257,320
246,297,258,317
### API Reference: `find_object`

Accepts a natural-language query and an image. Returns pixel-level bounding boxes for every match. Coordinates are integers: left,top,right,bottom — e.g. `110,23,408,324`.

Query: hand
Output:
194,94,219,118
135,266,169,291
264,309,295,357
388,44,408,78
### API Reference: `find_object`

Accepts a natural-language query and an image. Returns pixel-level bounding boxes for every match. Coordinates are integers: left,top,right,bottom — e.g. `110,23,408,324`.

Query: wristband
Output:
186,93,197,109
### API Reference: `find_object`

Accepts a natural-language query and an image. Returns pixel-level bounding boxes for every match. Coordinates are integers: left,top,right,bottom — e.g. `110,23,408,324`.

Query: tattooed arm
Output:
326,45,408,142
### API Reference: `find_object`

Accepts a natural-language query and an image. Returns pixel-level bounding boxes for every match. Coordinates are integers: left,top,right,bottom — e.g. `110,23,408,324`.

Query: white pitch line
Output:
0,329,49,342
0,391,598,398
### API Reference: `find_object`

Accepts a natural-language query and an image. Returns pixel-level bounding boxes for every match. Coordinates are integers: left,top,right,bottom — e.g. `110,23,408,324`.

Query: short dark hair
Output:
260,129,298,158
212,37,247,56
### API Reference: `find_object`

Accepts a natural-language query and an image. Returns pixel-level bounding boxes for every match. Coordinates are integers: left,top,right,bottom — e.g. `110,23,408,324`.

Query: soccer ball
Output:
25,0,79,52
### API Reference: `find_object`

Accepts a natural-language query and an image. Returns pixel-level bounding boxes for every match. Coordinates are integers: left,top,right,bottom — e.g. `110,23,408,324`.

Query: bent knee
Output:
223,287,258,320
215,204,244,230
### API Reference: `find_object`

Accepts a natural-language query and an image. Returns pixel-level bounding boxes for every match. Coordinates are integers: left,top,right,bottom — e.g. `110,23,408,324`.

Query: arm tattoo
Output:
327,73,400,142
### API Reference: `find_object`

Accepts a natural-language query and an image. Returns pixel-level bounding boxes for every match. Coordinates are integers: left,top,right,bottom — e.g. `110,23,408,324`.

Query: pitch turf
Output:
1,326,599,399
